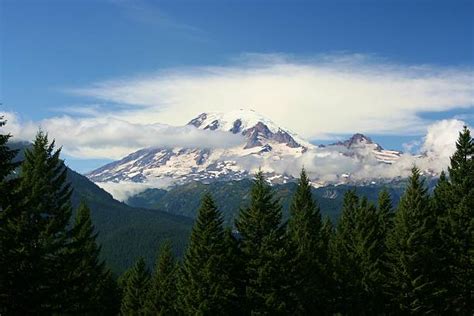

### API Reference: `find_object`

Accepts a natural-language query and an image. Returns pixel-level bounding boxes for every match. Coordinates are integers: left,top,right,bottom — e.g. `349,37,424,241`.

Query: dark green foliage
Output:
6,141,194,274
436,127,474,314
287,169,328,314
331,190,359,313
69,201,118,314
66,168,193,274
0,116,19,188
378,188,394,235
386,167,443,313
235,172,295,314
128,178,412,224
331,191,389,314
146,241,178,315
121,257,151,315
178,193,238,315
0,132,76,313
0,117,21,313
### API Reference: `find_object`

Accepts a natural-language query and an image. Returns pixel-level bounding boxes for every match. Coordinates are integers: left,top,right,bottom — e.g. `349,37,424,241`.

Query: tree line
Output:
0,116,472,315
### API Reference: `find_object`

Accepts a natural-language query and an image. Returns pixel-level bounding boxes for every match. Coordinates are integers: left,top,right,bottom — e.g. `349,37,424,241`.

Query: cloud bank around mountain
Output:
1,113,244,159
87,119,469,202
244,119,468,181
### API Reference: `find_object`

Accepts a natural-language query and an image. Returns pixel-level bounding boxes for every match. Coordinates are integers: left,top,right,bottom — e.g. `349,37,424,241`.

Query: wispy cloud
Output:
110,0,208,41
69,53,474,139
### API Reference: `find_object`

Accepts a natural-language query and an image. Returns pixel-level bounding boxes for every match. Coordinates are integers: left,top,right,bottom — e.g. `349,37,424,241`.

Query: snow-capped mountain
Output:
87,110,401,186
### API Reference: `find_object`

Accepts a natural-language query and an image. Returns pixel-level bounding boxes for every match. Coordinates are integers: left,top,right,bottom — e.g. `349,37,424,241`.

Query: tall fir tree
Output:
330,189,362,314
438,127,474,313
0,115,19,199
68,201,115,314
377,189,394,236
0,116,21,313
386,167,442,314
287,169,328,314
376,189,394,311
235,171,295,315
0,131,78,313
332,191,388,314
146,241,178,315
353,198,387,314
121,257,151,315
178,193,238,315
320,216,335,312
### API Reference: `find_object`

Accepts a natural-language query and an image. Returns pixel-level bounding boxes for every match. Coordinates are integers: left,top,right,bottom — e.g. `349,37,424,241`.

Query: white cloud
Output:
70,53,474,138
0,112,244,159
96,178,174,202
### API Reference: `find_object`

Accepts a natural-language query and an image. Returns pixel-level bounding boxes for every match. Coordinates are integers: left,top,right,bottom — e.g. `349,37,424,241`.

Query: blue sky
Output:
1,0,473,172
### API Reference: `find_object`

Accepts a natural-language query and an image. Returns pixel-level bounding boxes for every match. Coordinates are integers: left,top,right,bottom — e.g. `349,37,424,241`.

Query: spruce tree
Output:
235,171,295,314
0,131,76,313
331,189,361,314
178,193,238,315
377,189,394,310
353,198,386,314
0,116,20,313
0,115,19,196
68,201,112,313
386,167,441,313
146,241,178,315
121,257,151,315
287,169,327,314
439,127,474,313
320,216,335,312
378,189,394,235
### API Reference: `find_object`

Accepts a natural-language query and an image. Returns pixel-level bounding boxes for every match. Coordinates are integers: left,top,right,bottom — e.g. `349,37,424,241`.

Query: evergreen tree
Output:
386,167,442,313
178,193,238,315
438,127,474,313
331,189,361,314
0,131,76,313
331,191,389,314
287,169,327,314
320,216,335,312
377,189,394,235
235,171,295,315
376,189,394,311
146,241,178,315
353,198,386,314
0,115,19,197
98,270,121,316
222,227,246,311
121,257,151,315
68,201,112,314
0,116,21,313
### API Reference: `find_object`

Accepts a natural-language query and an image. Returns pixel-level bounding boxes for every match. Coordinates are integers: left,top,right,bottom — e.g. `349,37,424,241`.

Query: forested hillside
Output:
10,142,193,273
127,178,438,223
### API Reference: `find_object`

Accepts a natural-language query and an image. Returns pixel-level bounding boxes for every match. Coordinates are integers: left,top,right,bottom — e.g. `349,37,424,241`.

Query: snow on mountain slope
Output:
87,110,402,187
188,109,314,149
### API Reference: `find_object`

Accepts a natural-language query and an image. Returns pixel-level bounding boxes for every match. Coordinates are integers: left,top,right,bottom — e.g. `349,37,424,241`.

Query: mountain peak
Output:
332,133,382,150
186,110,311,150
187,109,281,134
